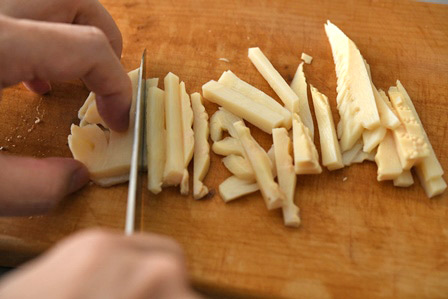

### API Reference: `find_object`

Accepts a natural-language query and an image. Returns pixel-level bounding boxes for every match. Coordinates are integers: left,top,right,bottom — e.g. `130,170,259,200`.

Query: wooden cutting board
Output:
0,0,447,297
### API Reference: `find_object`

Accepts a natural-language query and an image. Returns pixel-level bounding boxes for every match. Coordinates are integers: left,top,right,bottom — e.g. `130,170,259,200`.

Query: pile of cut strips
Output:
68,21,446,228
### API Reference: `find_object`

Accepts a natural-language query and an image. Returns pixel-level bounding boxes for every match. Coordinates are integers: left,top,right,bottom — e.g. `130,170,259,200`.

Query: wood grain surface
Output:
0,0,447,298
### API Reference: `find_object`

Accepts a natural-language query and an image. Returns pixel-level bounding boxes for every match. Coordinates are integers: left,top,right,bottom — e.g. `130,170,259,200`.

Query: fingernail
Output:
23,80,52,95
68,165,90,194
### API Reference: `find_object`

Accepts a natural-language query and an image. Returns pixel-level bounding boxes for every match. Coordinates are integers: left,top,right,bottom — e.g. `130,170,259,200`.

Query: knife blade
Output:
125,49,146,235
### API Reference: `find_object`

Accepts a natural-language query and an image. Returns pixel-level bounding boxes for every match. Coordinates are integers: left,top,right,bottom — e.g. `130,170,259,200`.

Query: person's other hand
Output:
0,229,200,299
0,0,131,132
0,0,132,215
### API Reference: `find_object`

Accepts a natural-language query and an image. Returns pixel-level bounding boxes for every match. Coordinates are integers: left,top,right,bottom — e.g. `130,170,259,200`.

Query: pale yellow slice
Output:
219,176,259,202
147,78,159,88
273,128,300,227
375,131,403,181
248,47,299,113
203,80,284,134
163,72,184,186
325,21,380,130
233,121,285,210
212,137,244,156
146,86,165,194
292,114,321,174
395,80,446,197
388,87,429,170
362,126,386,153
180,82,194,167
68,69,139,186
342,140,363,166
210,108,242,142
191,93,210,200
290,62,314,138
393,170,414,187
310,85,344,170
222,154,254,181
218,70,291,128
301,52,313,64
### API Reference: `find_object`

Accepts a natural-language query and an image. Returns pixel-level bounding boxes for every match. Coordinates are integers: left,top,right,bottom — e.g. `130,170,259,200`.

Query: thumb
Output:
0,155,89,216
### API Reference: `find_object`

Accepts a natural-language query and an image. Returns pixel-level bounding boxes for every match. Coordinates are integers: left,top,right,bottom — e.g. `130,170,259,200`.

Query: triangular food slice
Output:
290,62,314,138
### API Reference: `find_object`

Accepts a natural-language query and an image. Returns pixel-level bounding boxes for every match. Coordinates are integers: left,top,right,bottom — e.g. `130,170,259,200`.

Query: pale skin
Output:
0,0,198,297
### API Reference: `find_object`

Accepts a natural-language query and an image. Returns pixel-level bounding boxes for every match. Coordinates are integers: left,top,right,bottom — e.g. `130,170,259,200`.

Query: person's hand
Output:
0,0,132,215
0,0,131,131
0,229,200,299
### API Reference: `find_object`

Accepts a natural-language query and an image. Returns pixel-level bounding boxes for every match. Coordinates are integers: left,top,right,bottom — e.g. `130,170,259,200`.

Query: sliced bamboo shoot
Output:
180,169,189,195
203,80,284,134
212,137,244,156
393,170,414,187
233,121,285,210
292,114,321,174
248,47,299,113
273,128,300,227
342,140,362,166
163,72,184,186
352,149,376,164
222,154,254,181
363,60,400,130
147,78,159,88
219,176,259,202
210,108,242,142
362,126,386,153
68,69,139,186
180,82,194,166
375,131,403,181
290,62,314,138
395,80,445,196
146,86,165,194
324,21,380,130
80,100,107,128
310,85,344,170
218,70,291,129
301,53,313,64
78,92,95,119
372,84,400,129
191,92,210,200
417,176,447,198
388,88,429,170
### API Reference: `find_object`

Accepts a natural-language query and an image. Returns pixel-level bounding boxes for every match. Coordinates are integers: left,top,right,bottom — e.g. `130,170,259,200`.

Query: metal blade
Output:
125,49,146,235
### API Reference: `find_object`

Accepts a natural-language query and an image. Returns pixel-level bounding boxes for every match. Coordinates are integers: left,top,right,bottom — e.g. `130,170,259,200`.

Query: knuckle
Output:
65,229,117,254
148,253,185,280
85,26,108,48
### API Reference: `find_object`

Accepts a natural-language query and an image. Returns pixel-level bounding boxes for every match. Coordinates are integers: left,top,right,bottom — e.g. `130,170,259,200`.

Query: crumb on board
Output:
301,52,313,64
17,135,22,139
35,117,41,124
343,176,348,182
218,58,230,63
0,147,3,151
